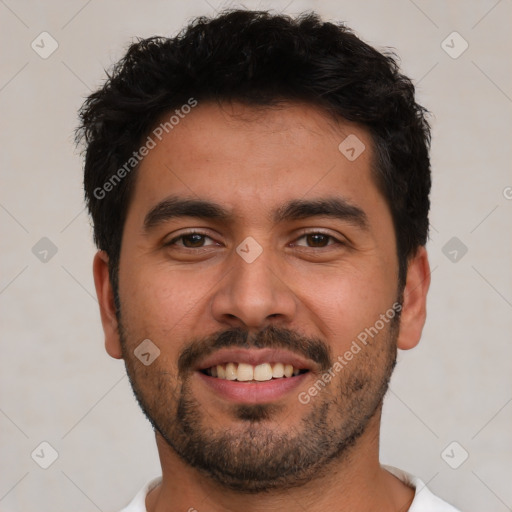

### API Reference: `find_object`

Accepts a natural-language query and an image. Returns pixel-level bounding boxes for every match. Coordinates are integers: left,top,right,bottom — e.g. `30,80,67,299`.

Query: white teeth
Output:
254,363,273,381
272,362,284,378
205,362,305,381
237,363,254,381
225,362,237,380
284,364,294,378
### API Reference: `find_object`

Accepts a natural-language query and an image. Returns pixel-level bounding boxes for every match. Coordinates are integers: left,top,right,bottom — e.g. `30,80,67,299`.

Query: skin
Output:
93,102,430,512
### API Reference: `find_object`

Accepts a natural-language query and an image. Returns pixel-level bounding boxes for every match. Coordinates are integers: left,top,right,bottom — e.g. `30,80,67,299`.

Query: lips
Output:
197,370,309,404
194,348,314,403
197,348,313,374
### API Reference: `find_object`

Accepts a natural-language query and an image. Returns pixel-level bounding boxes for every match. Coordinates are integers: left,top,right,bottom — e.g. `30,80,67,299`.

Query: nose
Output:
210,246,297,330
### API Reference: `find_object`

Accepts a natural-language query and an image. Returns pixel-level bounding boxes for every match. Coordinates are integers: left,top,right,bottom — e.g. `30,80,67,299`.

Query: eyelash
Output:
165,230,344,249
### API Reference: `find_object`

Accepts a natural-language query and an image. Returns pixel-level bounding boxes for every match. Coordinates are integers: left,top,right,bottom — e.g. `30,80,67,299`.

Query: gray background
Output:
1,0,511,510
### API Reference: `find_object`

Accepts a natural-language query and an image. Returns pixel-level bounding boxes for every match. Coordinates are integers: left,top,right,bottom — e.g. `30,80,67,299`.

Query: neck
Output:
146,411,414,512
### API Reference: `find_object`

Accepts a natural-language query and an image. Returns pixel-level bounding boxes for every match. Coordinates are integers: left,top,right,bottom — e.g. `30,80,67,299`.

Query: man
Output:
78,9,460,512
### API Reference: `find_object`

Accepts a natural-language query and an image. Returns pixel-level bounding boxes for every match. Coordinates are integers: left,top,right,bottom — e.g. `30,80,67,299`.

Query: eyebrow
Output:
144,197,231,231
143,195,369,232
273,198,369,230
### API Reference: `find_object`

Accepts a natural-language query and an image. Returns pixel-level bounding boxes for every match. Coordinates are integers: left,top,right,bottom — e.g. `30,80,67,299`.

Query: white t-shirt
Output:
119,466,461,511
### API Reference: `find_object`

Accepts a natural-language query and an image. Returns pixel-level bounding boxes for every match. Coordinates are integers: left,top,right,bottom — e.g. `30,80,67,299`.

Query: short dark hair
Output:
78,9,431,294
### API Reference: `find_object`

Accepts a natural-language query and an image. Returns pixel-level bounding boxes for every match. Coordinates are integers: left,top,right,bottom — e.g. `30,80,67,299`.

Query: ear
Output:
397,246,430,350
92,251,123,359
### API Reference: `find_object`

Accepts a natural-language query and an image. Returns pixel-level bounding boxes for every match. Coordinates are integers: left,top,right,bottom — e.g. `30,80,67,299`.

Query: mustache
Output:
178,324,332,376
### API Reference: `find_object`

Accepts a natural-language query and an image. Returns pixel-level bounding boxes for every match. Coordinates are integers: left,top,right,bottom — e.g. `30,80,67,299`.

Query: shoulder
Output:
383,465,461,512
117,477,163,512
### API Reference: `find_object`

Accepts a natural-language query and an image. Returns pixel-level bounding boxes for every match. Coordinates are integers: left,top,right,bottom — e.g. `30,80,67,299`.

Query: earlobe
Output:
396,246,431,351
92,251,123,359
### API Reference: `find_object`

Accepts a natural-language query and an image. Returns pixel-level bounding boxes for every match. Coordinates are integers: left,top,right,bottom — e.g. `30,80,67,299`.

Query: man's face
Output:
112,102,403,491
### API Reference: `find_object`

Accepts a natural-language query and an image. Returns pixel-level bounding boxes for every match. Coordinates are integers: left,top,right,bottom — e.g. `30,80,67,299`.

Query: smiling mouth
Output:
200,362,309,382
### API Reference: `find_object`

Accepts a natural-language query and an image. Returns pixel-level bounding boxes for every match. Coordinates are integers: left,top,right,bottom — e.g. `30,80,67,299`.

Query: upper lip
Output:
196,348,315,372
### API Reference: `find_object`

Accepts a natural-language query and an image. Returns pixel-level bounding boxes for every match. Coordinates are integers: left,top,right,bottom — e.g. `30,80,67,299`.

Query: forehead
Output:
125,101,388,227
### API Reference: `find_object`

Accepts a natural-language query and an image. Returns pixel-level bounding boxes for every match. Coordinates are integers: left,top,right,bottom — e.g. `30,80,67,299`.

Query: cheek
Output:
118,260,229,364
293,265,395,345
118,265,196,338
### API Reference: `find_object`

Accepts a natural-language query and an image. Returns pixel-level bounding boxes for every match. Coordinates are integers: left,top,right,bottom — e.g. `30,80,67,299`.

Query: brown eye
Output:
294,232,338,248
166,232,216,248
181,234,207,247
305,233,330,247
